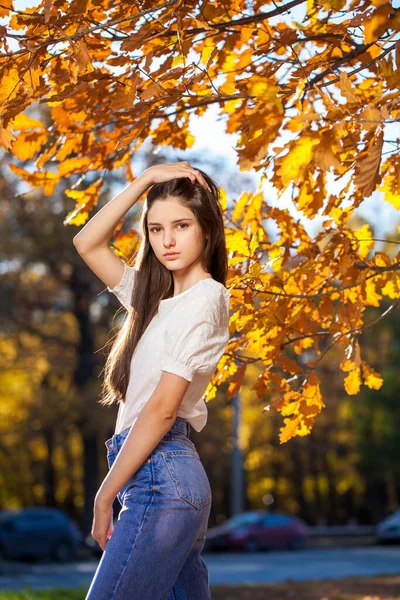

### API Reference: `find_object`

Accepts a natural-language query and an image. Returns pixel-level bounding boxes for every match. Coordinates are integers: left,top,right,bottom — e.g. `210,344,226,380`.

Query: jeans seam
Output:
110,461,155,599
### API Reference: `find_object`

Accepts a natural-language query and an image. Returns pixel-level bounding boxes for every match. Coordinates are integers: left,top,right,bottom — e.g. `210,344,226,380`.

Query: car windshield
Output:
262,514,292,526
227,513,262,527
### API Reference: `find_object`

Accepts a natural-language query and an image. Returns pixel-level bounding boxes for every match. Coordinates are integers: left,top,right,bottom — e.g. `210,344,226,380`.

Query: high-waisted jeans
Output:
85,416,212,600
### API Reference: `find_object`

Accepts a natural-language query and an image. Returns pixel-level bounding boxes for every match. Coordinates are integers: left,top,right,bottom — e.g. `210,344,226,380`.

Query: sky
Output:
4,0,400,242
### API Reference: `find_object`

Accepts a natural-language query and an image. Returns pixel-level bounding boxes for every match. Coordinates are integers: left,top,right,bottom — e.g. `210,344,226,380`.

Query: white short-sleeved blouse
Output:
107,261,231,434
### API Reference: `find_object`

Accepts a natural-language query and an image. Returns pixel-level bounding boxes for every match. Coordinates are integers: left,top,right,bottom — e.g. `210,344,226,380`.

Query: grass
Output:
1,575,400,599
0,591,86,599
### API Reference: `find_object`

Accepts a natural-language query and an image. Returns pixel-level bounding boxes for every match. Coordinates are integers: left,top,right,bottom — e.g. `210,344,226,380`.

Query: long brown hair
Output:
99,167,228,407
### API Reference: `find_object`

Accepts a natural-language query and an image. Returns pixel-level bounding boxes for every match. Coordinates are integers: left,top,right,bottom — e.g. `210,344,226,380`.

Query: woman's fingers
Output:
192,169,209,190
181,165,212,192
198,174,212,193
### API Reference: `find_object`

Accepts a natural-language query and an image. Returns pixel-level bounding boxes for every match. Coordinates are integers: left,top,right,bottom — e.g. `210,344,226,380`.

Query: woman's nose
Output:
163,237,176,246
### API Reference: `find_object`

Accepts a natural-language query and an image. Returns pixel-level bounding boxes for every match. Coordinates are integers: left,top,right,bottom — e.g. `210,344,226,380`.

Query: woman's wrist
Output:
136,168,154,188
133,169,154,189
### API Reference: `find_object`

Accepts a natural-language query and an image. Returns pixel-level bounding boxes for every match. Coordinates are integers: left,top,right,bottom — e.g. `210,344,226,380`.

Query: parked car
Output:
0,507,83,562
376,508,400,544
205,510,308,552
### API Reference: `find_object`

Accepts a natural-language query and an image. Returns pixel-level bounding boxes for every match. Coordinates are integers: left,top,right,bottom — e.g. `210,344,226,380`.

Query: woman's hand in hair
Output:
141,162,211,193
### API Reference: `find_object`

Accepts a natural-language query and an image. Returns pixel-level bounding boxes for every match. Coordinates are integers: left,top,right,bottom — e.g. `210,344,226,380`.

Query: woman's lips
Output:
164,253,180,260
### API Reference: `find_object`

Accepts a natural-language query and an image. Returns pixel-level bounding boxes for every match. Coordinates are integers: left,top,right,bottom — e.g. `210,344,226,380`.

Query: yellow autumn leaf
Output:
64,180,102,225
74,40,94,73
139,82,165,102
249,228,263,256
10,114,44,130
344,368,361,395
65,210,89,226
293,336,314,355
381,276,400,299
267,246,284,273
226,230,250,257
277,135,319,188
364,4,393,44
281,400,301,417
361,361,383,390
374,252,391,267
247,76,279,104
12,130,48,160
23,64,41,92
302,372,325,411
279,414,311,444
353,223,374,259
201,38,215,66
0,68,20,103
363,279,382,307
0,123,16,151
232,192,250,221
382,188,400,209
340,358,357,373
378,168,400,209
0,0,12,17
58,157,92,177
7,164,59,195
279,416,301,443
339,72,359,104
219,187,228,211
275,354,303,374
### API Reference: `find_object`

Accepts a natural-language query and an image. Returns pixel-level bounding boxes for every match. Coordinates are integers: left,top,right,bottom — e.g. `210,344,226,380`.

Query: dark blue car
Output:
0,507,83,562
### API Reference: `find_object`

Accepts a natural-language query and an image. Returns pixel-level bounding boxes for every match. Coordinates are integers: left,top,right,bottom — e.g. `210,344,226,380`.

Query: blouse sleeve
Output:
107,260,137,311
160,300,230,382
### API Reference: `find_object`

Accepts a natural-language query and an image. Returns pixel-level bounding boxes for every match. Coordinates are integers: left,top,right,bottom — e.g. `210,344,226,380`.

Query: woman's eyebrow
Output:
148,218,194,226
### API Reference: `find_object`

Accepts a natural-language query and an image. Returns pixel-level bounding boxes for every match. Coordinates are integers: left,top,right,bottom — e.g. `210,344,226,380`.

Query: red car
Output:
205,511,308,552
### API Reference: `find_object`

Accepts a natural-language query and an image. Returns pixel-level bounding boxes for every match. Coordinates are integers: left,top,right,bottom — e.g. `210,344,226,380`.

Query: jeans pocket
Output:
161,451,212,510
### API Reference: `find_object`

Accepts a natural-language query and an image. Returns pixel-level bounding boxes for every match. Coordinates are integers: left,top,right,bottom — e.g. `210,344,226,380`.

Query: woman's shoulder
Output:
190,278,230,323
201,278,230,301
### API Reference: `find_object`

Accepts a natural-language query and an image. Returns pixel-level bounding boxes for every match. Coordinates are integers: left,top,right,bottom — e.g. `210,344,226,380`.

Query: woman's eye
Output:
150,223,188,233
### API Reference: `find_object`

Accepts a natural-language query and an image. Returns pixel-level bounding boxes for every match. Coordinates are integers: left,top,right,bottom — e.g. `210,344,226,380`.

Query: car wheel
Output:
244,536,259,552
51,540,74,562
288,536,305,551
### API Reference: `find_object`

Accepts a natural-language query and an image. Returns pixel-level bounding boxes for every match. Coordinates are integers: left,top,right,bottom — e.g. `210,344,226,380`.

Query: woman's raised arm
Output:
72,172,152,290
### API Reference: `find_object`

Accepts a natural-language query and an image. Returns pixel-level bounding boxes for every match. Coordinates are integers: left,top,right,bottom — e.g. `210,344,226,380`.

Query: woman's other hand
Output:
92,496,114,552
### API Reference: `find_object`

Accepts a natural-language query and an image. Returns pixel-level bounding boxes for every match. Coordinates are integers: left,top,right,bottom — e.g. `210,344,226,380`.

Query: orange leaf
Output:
354,130,384,198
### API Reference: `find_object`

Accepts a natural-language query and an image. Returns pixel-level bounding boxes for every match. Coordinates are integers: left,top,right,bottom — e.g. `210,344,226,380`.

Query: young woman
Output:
73,161,230,600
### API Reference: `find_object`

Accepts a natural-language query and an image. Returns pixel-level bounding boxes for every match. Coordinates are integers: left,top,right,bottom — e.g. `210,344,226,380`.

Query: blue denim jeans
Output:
85,416,212,600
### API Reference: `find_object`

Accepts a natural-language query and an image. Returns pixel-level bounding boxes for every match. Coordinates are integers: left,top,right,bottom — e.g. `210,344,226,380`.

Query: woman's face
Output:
147,197,207,272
